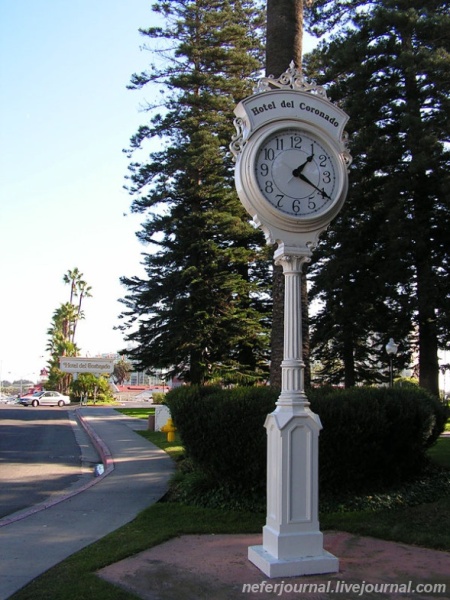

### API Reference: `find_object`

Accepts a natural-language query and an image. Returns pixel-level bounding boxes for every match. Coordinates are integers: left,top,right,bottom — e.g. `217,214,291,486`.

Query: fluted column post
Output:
276,251,310,409
248,244,339,578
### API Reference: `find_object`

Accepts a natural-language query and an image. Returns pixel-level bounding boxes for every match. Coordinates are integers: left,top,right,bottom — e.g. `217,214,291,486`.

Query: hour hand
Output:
292,152,314,178
297,172,331,200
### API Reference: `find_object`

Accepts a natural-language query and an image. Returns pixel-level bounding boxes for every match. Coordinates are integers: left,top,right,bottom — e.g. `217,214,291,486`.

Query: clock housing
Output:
235,119,349,246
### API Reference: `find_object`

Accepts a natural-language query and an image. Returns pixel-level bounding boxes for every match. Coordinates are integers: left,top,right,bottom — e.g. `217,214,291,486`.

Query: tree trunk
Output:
402,31,440,397
266,0,311,388
266,0,305,74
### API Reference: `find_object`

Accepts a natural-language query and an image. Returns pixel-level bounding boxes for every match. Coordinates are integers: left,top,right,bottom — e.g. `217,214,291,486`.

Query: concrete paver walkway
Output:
98,532,450,600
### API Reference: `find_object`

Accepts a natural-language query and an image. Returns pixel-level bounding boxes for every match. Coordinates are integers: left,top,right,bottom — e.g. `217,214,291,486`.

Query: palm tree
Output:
48,302,80,346
46,303,79,393
63,268,82,305
62,268,92,345
113,358,132,385
71,280,92,344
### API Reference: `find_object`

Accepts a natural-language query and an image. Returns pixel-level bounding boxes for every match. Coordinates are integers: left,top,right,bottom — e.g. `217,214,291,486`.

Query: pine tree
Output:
305,0,450,393
119,0,271,385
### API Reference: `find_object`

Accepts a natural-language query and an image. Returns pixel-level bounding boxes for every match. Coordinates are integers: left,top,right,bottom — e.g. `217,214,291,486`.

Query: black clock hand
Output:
292,151,314,178
297,172,331,200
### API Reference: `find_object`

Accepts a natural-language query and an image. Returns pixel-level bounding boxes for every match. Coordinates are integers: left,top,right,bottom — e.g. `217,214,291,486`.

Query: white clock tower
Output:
231,63,352,578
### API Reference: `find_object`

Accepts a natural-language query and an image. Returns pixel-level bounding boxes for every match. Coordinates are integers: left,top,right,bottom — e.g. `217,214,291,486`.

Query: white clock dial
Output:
254,128,340,218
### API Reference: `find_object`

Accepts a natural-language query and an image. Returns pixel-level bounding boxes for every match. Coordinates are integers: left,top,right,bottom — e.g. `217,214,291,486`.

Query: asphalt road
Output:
0,406,97,518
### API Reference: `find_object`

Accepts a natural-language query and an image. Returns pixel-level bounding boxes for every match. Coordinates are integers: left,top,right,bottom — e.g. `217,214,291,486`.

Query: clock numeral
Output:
265,180,274,194
260,163,269,177
322,170,331,184
308,199,317,210
319,154,328,167
292,199,301,213
263,148,275,160
276,138,284,150
290,135,302,149
276,194,284,208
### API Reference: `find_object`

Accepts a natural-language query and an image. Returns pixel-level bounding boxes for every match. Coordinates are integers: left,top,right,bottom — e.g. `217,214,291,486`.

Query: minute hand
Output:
298,172,331,200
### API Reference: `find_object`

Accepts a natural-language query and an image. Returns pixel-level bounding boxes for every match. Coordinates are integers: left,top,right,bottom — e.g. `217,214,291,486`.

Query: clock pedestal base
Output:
249,545,339,579
248,408,339,578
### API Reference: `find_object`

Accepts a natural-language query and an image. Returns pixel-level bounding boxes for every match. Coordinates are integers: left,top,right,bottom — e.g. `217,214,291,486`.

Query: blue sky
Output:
0,1,321,385
0,0,157,381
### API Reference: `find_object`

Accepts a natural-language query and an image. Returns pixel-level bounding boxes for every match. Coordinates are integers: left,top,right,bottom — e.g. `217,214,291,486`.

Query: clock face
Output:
254,127,342,219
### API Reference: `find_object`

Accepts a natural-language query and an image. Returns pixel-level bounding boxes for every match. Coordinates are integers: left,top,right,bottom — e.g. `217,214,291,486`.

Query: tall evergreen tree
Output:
305,0,450,394
119,0,271,385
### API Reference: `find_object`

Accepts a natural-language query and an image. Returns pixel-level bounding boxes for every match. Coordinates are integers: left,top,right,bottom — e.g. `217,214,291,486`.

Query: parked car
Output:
20,391,71,407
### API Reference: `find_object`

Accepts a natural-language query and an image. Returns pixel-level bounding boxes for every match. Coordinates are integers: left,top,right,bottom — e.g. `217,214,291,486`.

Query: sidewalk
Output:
0,407,174,600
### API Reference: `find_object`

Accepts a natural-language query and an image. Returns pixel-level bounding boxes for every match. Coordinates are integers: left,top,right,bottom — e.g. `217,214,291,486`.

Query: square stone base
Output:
248,544,339,578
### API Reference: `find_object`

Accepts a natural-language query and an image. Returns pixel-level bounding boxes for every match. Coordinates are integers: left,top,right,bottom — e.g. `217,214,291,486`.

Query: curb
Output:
75,408,115,476
0,408,114,528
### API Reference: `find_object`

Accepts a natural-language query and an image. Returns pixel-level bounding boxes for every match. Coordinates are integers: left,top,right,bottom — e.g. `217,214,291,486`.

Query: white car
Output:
20,391,71,407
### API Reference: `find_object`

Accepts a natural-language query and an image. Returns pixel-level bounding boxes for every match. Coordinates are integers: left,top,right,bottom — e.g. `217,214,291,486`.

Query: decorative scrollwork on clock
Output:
230,117,245,160
255,61,328,99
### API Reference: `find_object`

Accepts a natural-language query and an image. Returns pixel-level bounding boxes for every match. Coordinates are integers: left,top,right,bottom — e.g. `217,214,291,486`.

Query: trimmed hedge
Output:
166,385,276,490
309,387,447,492
165,385,447,496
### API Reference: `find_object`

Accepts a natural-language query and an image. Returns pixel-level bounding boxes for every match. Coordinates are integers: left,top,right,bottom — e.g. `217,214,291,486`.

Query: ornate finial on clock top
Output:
254,61,328,99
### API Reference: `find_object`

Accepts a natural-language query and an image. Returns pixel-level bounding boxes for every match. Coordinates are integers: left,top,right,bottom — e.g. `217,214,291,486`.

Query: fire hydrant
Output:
160,418,177,442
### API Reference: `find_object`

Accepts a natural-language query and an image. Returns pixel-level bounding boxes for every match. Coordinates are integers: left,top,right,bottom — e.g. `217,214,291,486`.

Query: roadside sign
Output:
59,357,114,374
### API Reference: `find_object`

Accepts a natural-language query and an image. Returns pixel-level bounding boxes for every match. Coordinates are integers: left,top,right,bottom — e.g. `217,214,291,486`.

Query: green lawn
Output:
9,426,450,600
139,430,184,459
427,436,450,468
115,407,155,418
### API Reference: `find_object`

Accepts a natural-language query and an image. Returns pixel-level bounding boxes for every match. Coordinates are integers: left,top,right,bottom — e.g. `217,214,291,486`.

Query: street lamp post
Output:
385,338,398,388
